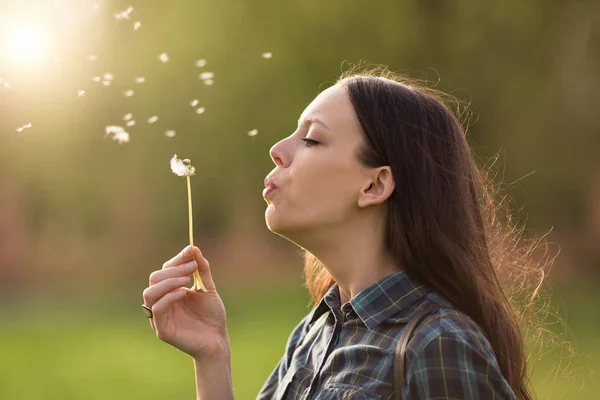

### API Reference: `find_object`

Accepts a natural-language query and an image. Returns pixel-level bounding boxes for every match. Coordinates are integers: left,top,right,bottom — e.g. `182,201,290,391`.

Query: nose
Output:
269,141,285,167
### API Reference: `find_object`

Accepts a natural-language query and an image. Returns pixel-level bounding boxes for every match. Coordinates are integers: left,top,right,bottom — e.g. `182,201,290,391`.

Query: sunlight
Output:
5,22,48,62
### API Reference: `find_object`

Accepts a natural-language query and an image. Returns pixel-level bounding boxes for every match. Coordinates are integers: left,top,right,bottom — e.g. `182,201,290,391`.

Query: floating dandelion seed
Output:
124,90,135,97
133,21,141,30
165,130,176,138
126,120,136,127
105,125,124,135
123,113,132,121
102,80,111,86
88,54,97,61
92,76,101,82
248,129,258,136
135,76,145,83
115,6,134,20
147,115,158,124
103,72,113,81
159,52,169,63
195,59,207,67
196,107,205,114
262,52,273,59
78,89,85,97
16,122,32,132
112,131,130,144
198,72,214,80
190,99,199,107
169,154,207,292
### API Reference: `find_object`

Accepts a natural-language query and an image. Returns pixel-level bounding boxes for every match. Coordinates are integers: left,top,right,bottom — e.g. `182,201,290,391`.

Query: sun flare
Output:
5,22,48,62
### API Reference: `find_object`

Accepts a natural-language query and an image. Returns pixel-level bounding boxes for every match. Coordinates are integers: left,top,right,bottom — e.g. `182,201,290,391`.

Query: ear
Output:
357,166,395,208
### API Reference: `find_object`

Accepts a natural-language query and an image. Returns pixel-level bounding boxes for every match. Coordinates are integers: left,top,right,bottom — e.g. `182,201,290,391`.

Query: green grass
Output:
0,281,597,399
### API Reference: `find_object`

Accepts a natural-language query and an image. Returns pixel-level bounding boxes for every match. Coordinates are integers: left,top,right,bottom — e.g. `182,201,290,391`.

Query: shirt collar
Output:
307,271,431,330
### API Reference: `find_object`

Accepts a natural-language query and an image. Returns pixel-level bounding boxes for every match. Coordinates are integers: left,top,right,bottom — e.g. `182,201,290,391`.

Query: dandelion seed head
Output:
248,129,258,137
133,21,141,30
262,52,273,59
159,52,169,63
195,59,207,67
165,130,176,138
126,120,136,127
199,72,214,80
123,113,132,121
147,115,158,124
203,79,214,86
124,89,135,97
190,99,199,107
135,76,145,83
170,154,195,176
196,107,205,114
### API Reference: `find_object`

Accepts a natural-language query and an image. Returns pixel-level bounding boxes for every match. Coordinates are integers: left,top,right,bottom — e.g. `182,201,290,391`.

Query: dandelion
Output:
133,21,141,30
190,99,199,107
203,79,214,86
124,90,135,97
92,76,101,82
196,107,205,114
165,130,176,138
147,115,158,124
170,154,207,292
198,72,214,80
135,76,145,83
195,59,207,67
126,120,136,127
248,129,258,137
123,113,133,121
159,52,169,63
262,52,273,59
78,89,85,97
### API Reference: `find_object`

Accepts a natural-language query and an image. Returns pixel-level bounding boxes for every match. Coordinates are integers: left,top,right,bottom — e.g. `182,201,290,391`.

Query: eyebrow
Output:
298,117,330,131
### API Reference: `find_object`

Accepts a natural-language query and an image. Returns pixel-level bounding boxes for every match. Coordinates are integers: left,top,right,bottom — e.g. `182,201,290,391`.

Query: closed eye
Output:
301,138,320,147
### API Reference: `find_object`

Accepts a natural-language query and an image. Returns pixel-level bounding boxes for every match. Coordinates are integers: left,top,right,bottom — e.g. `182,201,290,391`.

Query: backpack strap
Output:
392,306,440,400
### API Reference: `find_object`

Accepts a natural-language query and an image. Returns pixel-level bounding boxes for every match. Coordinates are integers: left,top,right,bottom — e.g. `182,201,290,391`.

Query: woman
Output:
142,68,541,399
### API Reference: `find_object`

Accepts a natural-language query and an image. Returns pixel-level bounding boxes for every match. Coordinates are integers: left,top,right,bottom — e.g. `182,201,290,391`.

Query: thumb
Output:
192,246,216,292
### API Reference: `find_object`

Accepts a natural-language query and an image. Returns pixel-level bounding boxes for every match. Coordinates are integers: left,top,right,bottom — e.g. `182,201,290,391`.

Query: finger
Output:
150,259,198,285
162,245,195,270
143,275,191,308
152,287,187,319
193,246,217,292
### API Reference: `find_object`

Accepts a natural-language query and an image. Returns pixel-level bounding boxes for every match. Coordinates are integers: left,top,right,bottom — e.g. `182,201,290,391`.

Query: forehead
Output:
300,84,359,135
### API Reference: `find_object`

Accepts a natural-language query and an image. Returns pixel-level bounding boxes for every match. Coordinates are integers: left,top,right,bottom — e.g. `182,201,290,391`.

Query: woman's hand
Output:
143,245,229,361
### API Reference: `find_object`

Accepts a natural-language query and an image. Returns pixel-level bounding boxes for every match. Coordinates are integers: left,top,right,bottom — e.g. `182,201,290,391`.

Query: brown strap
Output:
393,307,438,400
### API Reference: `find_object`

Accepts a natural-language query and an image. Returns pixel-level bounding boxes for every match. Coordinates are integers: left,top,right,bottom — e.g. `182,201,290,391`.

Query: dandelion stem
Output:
187,175,208,292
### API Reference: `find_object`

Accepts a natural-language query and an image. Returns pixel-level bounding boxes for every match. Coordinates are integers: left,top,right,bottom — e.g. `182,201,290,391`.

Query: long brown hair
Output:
302,65,555,400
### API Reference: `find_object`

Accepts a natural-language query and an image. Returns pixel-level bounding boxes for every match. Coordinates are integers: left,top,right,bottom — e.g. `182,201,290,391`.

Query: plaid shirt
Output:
256,271,516,399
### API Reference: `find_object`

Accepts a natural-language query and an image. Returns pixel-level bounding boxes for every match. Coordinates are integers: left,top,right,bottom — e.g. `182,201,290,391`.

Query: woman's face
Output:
265,83,369,242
